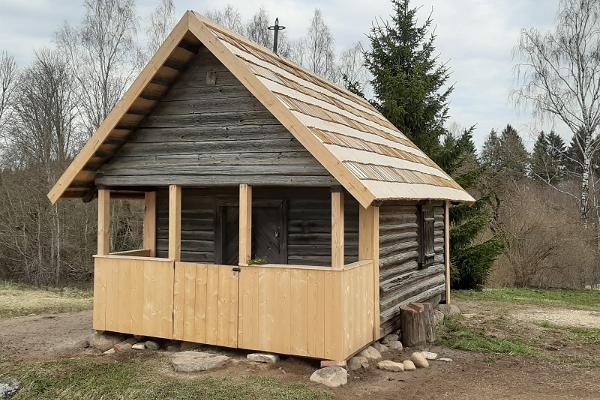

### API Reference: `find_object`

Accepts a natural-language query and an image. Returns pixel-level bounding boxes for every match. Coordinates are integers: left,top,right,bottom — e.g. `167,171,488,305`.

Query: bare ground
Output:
1,305,599,399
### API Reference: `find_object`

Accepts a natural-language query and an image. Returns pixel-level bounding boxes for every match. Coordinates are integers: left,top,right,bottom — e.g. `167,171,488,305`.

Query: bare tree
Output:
337,42,367,95
515,0,600,227
245,7,272,49
56,0,140,136
0,51,17,132
304,9,336,81
205,5,244,35
147,0,176,55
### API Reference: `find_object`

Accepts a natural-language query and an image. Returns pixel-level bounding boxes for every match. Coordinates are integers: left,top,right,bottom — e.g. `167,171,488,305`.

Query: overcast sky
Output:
0,0,564,149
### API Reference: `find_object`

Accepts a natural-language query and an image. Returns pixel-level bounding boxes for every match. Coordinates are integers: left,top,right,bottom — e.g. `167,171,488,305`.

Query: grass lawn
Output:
2,357,329,400
453,288,600,311
0,280,92,319
440,288,600,367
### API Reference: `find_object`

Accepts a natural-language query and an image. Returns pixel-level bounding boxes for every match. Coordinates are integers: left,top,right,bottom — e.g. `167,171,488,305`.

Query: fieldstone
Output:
0,379,20,399
387,340,403,351
89,332,125,352
438,357,453,362
114,341,133,353
347,356,369,371
403,360,416,371
103,348,116,355
436,304,461,317
433,310,445,326
381,333,399,344
410,352,429,368
359,346,382,360
377,360,404,372
373,342,388,353
247,353,279,364
132,343,146,350
422,351,438,360
309,367,347,388
145,340,160,351
171,351,230,372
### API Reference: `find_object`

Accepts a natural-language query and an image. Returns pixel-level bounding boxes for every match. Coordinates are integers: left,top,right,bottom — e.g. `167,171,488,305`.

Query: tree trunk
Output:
580,133,593,226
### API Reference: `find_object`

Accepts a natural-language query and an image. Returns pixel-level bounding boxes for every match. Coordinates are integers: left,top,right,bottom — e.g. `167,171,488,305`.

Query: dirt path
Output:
1,309,599,399
0,310,92,363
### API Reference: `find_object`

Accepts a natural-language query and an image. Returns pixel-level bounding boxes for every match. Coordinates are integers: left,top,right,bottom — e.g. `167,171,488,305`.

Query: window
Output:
419,203,435,268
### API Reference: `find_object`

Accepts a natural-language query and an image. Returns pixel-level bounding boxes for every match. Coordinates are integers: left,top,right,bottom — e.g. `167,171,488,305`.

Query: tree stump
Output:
399,303,427,347
423,302,436,343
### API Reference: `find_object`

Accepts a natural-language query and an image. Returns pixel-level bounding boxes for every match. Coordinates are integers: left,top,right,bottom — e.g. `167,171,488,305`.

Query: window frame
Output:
419,202,436,268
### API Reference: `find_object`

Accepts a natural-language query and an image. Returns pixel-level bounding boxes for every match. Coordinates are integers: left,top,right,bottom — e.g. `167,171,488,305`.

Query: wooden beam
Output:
331,190,344,270
239,184,252,266
359,205,380,339
444,201,451,304
168,185,182,261
144,192,157,257
97,189,111,255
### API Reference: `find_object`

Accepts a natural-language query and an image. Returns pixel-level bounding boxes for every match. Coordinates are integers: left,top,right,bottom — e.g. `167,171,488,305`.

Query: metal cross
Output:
268,18,286,55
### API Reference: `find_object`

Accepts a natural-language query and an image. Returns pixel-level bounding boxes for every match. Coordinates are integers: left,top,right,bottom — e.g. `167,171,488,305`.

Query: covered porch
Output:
93,184,380,361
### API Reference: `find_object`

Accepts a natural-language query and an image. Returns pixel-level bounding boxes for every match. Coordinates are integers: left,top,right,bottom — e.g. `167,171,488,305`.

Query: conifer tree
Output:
531,130,565,184
365,0,452,157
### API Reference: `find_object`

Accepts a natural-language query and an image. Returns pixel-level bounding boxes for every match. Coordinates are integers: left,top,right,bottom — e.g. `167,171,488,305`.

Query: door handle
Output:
232,267,241,272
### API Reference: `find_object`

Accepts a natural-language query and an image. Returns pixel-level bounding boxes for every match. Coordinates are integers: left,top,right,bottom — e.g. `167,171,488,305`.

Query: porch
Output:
93,184,380,361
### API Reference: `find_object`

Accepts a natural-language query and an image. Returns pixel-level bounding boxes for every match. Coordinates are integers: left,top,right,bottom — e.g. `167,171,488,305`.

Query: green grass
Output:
535,321,600,345
438,317,534,356
454,288,600,311
2,357,329,400
0,280,92,319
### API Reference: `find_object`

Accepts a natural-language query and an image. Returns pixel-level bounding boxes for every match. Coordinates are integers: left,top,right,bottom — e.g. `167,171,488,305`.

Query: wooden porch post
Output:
97,189,111,255
144,192,157,257
331,189,344,270
444,201,451,304
239,184,252,266
359,205,380,339
169,185,181,261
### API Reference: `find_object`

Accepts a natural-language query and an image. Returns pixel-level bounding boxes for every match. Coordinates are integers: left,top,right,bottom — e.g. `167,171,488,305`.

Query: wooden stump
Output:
400,302,436,346
399,303,426,347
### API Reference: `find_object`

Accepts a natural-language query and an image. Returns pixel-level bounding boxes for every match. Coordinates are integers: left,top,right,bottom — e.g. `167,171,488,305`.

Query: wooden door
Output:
252,202,287,264
173,262,239,348
217,206,239,265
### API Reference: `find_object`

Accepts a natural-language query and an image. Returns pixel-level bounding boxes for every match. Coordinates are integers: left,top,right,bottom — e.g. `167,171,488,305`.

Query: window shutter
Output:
420,204,435,267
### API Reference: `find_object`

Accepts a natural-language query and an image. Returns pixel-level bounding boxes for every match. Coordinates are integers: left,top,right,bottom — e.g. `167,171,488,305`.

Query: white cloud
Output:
0,0,567,149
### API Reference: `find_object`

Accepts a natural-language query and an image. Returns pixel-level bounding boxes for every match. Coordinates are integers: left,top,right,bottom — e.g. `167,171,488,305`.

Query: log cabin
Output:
48,11,474,362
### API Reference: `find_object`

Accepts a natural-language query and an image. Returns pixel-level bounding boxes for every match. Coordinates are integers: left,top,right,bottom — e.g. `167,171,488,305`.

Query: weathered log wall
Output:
96,46,337,187
155,187,358,266
379,202,445,336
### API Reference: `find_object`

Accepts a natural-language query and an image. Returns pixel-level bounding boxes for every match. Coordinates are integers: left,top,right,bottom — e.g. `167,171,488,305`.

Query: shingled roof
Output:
48,11,474,207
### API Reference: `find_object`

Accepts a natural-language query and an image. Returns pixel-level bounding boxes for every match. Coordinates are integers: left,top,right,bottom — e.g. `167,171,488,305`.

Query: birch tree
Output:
147,0,176,55
515,0,600,226
0,51,17,133
206,5,244,35
56,0,140,136
304,9,336,81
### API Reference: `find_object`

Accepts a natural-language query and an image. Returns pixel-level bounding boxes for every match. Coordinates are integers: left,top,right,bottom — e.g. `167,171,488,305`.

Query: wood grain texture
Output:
143,192,157,256
238,184,252,266
331,191,344,269
93,256,174,338
172,262,238,347
168,185,182,261
97,189,110,255
444,201,451,304
378,202,446,336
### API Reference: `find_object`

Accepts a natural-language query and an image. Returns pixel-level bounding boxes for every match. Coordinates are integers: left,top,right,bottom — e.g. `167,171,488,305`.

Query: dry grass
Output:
0,281,92,319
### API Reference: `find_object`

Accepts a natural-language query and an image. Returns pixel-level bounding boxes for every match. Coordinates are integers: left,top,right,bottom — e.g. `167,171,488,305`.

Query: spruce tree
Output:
481,129,502,173
499,124,529,179
531,130,565,184
365,0,452,157
438,128,505,289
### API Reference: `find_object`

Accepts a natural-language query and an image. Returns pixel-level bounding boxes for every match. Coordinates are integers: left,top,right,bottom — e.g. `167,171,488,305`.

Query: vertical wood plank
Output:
205,265,219,344
444,201,451,304
183,263,197,340
143,192,157,256
239,184,252,266
290,269,308,356
331,191,344,269
92,258,108,331
307,270,325,358
194,264,208,343
168,185,182,261
324,271,343,360
173,261,185,339
130,260,144,335
238,266,259,349
359,205,381,340
97,189,110,255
